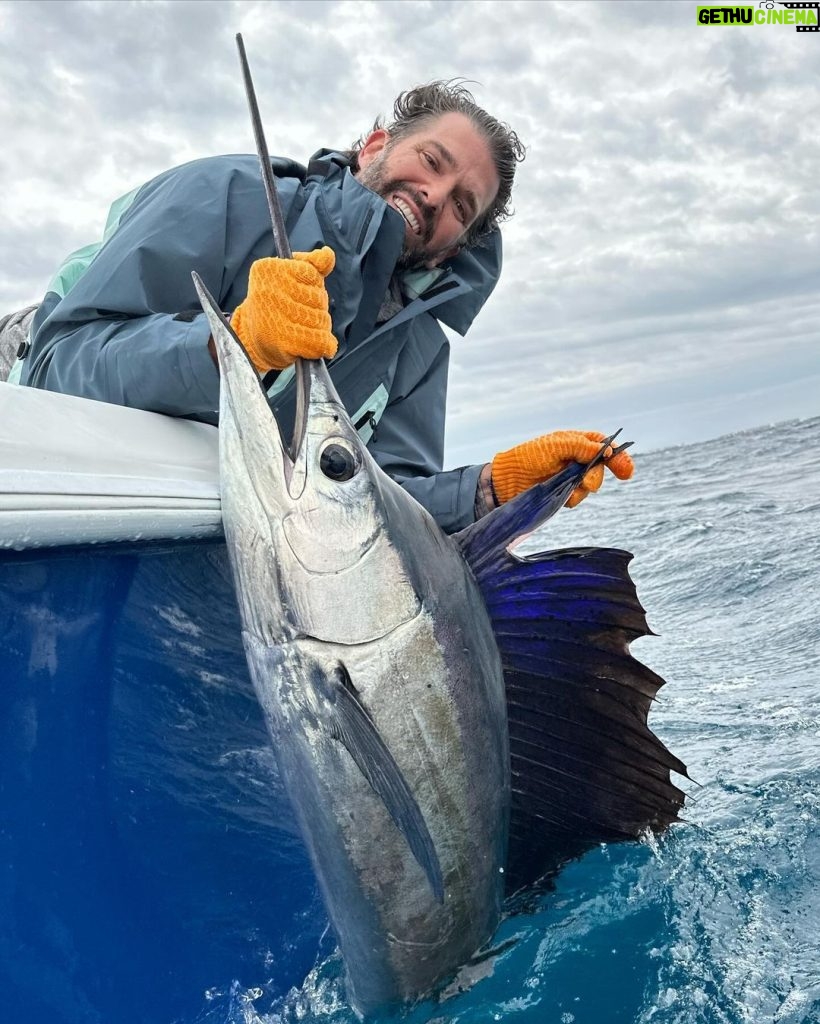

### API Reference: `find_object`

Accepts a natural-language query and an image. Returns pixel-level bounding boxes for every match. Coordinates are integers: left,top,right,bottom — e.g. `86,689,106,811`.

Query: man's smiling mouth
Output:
393,195,421,236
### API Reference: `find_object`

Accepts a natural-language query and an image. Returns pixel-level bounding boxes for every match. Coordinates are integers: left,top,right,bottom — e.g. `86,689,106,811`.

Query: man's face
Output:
355,112,500,270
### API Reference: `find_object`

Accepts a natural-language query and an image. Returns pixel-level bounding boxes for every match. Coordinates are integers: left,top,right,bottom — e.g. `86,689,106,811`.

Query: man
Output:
16,81,632,533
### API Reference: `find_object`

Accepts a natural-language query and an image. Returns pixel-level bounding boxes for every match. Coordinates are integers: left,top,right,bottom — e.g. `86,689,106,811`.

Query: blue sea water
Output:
198,416,820,1024
3,416,818,1024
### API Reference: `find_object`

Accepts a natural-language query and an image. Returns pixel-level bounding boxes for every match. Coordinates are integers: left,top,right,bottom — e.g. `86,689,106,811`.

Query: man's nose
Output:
419,178,450,211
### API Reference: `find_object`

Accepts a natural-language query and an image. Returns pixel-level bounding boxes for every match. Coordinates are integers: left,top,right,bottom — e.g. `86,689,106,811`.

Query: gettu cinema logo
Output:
697,2,819,30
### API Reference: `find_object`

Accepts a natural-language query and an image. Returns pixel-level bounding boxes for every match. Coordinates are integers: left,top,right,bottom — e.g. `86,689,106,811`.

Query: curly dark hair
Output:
348,80,526,249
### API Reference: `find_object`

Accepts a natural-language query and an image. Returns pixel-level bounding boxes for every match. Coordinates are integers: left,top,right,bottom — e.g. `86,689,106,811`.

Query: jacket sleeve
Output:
368,330,483,535
22,157,289,418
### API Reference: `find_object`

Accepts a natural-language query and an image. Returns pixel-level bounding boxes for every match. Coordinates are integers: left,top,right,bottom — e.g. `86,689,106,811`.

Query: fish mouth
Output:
285,357,341,499
288,357,311,493
192,272,343,502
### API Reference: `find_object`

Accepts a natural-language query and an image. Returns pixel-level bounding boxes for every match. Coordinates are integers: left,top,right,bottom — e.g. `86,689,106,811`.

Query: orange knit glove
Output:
230,247,337,373
491,430,635,508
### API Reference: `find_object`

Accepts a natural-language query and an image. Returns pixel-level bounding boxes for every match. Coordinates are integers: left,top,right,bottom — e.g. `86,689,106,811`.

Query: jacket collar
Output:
305,149,503,337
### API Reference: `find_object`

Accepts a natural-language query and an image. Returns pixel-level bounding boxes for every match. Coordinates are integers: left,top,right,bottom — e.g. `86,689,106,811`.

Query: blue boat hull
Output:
1,539,326,1023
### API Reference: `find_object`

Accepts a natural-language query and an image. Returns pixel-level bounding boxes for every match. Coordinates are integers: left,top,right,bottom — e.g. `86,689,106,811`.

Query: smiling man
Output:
354,110,501,269
18,81,632,532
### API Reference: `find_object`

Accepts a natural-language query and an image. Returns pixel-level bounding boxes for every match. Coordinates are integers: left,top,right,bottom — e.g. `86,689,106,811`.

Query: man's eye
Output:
454,197,465,222
424,152,437,170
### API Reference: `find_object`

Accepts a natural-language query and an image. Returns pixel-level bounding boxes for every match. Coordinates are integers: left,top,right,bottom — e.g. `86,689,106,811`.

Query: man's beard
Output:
356,159,450,271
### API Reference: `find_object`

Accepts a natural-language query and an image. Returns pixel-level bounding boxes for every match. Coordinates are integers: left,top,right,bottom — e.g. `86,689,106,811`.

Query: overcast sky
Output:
1,0,817,466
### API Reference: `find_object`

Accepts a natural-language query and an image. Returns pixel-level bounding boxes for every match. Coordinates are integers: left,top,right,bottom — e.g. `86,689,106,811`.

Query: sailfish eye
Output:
319,440,361,481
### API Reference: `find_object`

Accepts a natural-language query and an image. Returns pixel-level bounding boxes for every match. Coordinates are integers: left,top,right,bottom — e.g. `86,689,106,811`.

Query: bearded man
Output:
15,81,632,531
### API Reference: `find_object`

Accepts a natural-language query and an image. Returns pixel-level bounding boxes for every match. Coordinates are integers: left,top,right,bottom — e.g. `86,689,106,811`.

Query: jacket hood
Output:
438,230,502,336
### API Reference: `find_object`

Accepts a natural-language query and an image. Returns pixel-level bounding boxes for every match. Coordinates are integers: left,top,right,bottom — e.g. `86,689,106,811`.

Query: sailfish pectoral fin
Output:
326,664,444,904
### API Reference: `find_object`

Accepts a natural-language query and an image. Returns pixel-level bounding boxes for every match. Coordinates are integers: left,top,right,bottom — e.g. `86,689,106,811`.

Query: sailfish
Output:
193,272,688,1016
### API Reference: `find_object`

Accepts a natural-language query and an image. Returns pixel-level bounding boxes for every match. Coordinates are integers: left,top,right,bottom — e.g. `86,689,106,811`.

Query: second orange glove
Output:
231,246,337,373
491,430,635,508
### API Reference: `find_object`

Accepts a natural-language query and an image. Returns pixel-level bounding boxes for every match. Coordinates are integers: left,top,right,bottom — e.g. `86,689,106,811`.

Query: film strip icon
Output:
778,1,820,31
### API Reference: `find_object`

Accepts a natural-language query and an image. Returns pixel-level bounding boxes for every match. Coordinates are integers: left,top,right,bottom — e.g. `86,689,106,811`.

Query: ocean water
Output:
3,416,818,1024
199,416,820,1024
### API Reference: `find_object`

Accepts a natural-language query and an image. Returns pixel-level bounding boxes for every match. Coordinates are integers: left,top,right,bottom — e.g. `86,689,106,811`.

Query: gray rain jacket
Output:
21,150,503,533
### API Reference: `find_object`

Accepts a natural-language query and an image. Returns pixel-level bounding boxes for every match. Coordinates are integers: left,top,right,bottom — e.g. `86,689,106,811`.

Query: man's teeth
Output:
393,196,420,235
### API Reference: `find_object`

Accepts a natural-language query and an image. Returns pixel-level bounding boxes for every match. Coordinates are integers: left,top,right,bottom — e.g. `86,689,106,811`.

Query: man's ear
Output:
356,129,390,172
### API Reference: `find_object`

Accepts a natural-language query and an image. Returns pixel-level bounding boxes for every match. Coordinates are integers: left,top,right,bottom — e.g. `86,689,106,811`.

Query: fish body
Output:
194,273,687,1014
200,279,508,1011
